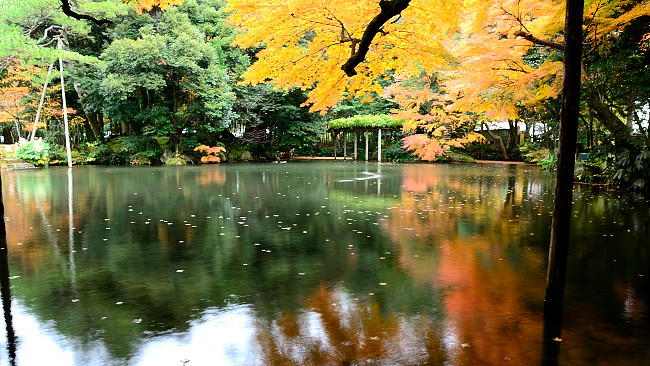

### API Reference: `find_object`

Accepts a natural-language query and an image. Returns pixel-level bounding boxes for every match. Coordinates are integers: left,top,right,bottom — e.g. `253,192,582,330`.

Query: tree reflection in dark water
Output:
0,163,647,366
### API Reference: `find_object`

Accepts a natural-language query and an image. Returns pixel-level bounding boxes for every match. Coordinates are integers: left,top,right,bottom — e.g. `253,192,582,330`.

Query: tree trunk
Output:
545,0,584,309
31,62,55,141
508,120,518,148
482,122,508,160
72,82,103,141
585,93,631,147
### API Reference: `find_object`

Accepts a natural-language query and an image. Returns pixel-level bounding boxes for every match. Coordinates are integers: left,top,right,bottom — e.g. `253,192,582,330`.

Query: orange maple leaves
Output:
194,144,226,163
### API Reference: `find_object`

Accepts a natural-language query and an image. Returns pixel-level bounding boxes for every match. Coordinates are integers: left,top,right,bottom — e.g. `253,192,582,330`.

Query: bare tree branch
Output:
501,5,531,34
60,0,112,25
513,30,565,51
341,0,410,76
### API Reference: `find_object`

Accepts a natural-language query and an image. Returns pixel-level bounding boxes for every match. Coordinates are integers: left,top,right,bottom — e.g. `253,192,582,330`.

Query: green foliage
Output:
574,162,607,184
329,95,397,119
78,141,113,163
98,1,237,141
610,147,650,191
520,143,551,164
14,138,52,165
539,155,557,170
435,151,476,163
329,114,405,130
166,155,187,165
383,139,415,162
459,142,501,161
101,136,163,165
458,142,523,162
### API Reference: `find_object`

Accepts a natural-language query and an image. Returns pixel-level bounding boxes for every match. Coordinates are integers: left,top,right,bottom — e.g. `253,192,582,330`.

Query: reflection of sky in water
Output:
11,302,77,366
7,302,259,366
3,287,466,366
132,305,258,366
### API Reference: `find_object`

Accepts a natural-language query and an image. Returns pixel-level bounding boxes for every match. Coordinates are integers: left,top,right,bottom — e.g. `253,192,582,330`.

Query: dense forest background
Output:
1,0,649,190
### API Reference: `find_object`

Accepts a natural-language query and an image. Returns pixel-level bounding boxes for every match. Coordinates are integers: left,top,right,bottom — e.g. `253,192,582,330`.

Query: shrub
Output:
194,145,226,163
14,138,52,165
166,156,187,165
383,139,415,162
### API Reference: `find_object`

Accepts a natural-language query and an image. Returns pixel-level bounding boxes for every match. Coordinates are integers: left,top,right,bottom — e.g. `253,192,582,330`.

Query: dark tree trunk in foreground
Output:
1,172,18,365
545,0,584,308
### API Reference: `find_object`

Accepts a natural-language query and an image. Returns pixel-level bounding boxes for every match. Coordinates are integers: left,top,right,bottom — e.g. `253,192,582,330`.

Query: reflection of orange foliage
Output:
197,169,226,186
382,165,550,364
256,283,444,366
380,165,650,365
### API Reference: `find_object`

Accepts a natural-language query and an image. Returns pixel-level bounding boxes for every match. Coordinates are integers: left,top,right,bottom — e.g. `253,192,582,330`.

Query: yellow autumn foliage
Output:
228,0,649,118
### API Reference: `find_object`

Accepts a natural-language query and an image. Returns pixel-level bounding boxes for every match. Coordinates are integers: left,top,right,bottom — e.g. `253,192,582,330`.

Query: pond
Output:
1,162,648,366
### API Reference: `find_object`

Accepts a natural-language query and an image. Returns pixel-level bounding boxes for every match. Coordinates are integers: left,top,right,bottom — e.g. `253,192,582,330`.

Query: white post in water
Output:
58,37,72,167
377,129,382,162
354,131,358,160
343,132,347,160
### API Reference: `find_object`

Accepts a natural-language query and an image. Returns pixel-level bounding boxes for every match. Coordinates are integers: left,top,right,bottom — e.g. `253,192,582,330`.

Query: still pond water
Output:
1,162,648,366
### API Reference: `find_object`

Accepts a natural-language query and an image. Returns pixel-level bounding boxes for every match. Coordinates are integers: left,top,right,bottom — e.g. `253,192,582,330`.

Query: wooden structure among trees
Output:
329,115,404,162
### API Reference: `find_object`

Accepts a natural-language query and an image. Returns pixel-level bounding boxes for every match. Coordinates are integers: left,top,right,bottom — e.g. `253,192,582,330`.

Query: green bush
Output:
436,151,475,163
383,140,415,162
459,142,523,161
166,156,187,165
14,139,52,165
540,155,557,170
106,136,164,165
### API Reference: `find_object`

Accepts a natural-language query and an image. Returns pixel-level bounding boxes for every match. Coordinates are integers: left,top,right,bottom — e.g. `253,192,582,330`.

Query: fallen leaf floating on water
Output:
71,299,80,303
552,337,562,342
133,318,142,324
379,282,387,286
461,343,471,348
115,302,124,305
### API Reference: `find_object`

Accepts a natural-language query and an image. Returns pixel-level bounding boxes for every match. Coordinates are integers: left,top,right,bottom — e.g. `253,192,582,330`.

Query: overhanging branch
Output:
60,0,112,25
513,30,564,51
341,0,410,76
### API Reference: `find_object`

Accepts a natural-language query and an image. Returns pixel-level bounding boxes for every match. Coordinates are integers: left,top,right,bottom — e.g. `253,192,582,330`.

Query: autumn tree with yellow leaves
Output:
227,0,649,162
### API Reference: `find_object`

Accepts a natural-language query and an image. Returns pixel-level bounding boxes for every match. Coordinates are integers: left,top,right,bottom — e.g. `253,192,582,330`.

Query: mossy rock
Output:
440,152,475,163
165,157,187,166
240,151,253,161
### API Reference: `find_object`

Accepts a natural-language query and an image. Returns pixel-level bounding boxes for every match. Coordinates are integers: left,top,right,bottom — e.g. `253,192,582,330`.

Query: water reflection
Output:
0,163,648,365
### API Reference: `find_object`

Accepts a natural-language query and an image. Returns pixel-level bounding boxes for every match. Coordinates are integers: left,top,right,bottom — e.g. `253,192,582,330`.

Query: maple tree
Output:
193,144,226,162
0,61,34,142
227,0,461,112
228,0,649,160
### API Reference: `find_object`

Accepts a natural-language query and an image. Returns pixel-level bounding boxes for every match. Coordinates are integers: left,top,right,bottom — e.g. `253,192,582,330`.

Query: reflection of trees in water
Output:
2,165,648,365
255,283,447,366
380,165,650,365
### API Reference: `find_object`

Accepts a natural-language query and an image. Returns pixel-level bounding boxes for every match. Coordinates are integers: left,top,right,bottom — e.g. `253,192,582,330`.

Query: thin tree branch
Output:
513,30,565,51
501,5,531,34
